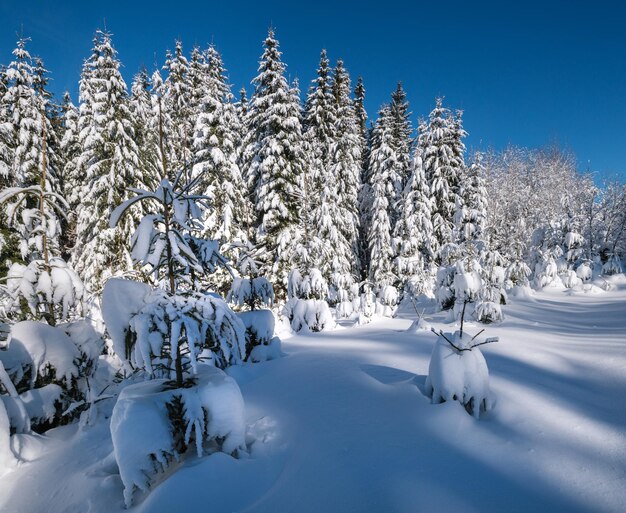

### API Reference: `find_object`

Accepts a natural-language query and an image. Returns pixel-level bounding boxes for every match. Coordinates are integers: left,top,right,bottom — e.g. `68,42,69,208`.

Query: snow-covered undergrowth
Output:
111,365,246,507
1,276,626,512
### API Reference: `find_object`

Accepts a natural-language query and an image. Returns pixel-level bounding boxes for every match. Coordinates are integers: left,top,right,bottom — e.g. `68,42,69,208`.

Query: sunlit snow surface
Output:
1,276,626,513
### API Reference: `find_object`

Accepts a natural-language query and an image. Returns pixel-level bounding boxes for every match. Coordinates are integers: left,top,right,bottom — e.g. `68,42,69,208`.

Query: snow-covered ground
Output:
2,277,626,513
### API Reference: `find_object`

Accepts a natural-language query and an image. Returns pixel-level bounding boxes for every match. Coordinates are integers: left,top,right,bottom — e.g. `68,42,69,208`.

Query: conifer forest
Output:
1,18,625,513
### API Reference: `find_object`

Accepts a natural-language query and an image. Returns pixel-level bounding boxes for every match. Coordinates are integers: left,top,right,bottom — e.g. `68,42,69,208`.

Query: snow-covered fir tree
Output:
393,145,434,295
353,75,371,280
455,151,487,245
1,39,61,260
0,64,10,186
163,40,193,181
388,82,413,221
72,31,141,292
302,50,339,293
367,105,397,291
243,29,306,297
58,92,80,254
421,98,466,260
192,45,249,244
130,68,159,191
328,59,362,303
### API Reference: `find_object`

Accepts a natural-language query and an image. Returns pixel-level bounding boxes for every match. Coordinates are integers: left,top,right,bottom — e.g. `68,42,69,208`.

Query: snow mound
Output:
425,331,495,418
0,397,13,470
406,318,431,333
248,337,284,363
111,365,246,507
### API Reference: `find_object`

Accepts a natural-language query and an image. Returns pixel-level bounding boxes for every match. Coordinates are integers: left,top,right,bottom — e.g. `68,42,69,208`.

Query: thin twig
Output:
470,338,499,349
471,329,485,341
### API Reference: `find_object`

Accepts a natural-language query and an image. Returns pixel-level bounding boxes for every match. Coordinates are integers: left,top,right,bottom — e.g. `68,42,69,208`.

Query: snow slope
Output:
1,278,626,513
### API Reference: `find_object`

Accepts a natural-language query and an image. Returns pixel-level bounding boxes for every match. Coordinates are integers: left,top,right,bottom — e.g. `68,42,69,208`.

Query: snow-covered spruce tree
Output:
284,266,335,332
329,59,362,311
108,175,246,385
422,98,465,261
130,68,160,191
303,50,336,203
243,29,306,298
227,239,281,359
353,75,370,280
148,68,172,183
108,175,247,506
367,105,399,314
162,40,193,181
302,49,338,290
72,31,141,292
388,82,413,224
192,45,250,246
393,145,434,296
0,40,83,326
0,63,10,186
455,152,487,245
1,40,55,279
58,92,80,253
187,46,208,124
2,39,60,195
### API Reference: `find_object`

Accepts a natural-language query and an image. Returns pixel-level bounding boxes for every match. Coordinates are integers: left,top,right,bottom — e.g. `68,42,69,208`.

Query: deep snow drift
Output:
1,277,626,513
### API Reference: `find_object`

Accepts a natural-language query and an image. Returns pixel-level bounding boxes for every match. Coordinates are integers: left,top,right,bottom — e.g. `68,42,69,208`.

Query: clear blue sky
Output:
1,0,624,180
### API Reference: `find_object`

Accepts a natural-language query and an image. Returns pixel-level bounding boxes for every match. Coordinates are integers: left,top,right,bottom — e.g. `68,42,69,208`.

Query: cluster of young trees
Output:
1,28,625,329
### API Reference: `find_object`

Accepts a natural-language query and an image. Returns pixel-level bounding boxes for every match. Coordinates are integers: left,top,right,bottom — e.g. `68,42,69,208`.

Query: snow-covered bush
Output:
2,258,85,324
0,320,100,430
575,261,593,283
425,327,497,418
237,309,277,358
285,269,335,332
474,301,502,324
375,284,399,317
288,268,328,300
602,254,623,276
248,336,283,363
111,365,246,507
505,259,531,288
561,270,581,289
226,240,275,310
285,299,334,332
228,277,274,310
533,252,559,289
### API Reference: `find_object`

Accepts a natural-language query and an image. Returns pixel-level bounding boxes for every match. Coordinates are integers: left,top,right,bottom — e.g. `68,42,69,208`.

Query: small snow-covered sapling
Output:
425,300,498,417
